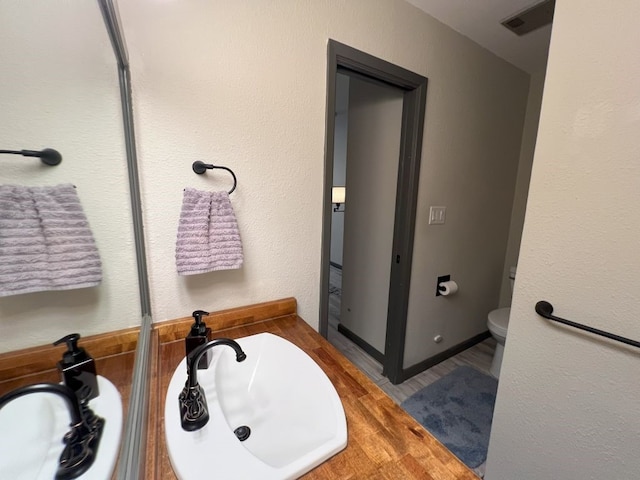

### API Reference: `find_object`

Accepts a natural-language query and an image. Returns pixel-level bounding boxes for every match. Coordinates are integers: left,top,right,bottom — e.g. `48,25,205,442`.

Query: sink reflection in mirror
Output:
165,333,347,479
0,376,123,480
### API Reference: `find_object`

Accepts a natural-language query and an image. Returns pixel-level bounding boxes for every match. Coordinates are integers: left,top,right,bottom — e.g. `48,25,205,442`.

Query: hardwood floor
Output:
327,265,497,405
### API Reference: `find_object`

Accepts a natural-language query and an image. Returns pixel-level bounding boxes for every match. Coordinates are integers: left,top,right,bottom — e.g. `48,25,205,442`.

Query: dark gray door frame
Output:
319,40,427,384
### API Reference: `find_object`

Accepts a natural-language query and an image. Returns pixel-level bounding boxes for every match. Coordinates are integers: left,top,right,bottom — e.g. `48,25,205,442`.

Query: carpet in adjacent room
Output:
400,365,498,471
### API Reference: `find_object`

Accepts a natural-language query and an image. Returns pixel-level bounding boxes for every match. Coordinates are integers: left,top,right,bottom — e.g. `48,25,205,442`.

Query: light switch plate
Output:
429,206,446,225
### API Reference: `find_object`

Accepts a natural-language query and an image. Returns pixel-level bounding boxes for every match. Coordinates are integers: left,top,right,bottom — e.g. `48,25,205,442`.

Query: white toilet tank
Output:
509,266,516,295
487,265,517,378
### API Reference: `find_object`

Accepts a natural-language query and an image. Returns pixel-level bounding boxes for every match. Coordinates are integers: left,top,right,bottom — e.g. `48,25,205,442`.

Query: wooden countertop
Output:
151,311,477,479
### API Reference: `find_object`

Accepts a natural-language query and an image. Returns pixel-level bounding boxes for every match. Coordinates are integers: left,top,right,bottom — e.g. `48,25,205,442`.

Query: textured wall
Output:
498,70,546,307
117,0,529,367
401,23,529,365
486,1,640,478
0,1,140,352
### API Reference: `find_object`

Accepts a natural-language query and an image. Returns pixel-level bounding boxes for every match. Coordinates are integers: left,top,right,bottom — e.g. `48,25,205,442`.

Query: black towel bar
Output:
0,148,62,166
535,300,640,349
192,161,237,194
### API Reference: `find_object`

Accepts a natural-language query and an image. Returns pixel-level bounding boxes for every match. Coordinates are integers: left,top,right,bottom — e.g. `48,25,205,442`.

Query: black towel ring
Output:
192,161,237,194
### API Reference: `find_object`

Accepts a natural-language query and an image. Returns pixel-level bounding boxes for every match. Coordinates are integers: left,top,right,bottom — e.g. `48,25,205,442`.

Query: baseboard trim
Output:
398,330,491,383
337,323,385,364
154,297,297,344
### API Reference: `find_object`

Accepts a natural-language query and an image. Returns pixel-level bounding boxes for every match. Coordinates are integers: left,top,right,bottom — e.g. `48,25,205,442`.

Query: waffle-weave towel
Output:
175,188,243,275
0,184,102,297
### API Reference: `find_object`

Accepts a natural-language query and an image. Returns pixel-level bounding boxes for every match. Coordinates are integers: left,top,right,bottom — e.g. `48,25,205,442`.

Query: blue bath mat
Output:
400,366,498,469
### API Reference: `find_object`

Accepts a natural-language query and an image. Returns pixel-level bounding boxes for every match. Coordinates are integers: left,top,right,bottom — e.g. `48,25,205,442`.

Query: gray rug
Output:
400,366,498,469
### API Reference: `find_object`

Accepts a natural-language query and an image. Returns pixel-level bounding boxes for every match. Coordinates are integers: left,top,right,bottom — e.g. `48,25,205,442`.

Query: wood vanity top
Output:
151,305,477,479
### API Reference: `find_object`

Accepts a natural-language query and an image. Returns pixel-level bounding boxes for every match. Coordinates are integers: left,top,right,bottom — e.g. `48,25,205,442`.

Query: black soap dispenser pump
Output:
54,333,99,403
186,310,213,369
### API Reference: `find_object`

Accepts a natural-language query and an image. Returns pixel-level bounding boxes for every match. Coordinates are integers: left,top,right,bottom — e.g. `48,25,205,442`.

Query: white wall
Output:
498,70,546,306
117,0,529,361
486,1,640,478
0,0,140,352
340,76,403,353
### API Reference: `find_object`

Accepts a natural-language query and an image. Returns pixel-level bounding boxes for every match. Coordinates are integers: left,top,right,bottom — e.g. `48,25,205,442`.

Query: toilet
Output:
487,266,516,378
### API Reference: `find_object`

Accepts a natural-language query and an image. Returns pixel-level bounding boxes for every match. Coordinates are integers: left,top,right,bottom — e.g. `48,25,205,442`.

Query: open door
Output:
338,74,403,363
320,40,428,384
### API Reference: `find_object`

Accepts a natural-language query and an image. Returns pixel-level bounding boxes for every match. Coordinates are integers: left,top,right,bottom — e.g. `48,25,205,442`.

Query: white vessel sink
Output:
0,375,123,480
165,332,347,480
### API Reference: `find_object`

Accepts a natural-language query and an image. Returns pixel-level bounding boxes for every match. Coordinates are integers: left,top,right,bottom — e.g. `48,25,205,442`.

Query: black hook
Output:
192,161,237,194
0,148,62,166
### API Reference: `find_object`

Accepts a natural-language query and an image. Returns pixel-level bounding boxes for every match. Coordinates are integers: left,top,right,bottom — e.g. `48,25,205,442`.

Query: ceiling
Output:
406,0,553,74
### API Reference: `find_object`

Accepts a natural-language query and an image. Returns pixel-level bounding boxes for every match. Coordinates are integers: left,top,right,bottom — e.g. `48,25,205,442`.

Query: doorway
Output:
319,40,427,384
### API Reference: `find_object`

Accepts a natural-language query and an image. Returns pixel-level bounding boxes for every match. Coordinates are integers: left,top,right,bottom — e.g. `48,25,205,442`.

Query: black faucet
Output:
0,383,105,480
179,338,246,432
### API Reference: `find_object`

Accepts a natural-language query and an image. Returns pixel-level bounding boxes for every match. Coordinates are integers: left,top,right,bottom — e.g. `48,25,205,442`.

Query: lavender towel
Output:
175,188,243,275
0,184,102,297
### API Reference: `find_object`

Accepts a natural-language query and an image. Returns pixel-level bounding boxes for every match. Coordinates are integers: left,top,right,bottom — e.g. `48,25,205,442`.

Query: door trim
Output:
320,40,427,384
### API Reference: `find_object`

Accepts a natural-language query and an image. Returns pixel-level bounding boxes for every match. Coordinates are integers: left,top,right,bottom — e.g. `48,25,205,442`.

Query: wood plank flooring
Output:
327,264,496,405
328,266,496,477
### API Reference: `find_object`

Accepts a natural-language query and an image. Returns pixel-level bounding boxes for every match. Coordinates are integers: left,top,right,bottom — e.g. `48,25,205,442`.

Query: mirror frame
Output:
97,1,152,478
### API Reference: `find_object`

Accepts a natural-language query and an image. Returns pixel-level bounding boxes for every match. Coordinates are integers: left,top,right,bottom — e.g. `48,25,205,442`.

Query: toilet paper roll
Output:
438,280,458,296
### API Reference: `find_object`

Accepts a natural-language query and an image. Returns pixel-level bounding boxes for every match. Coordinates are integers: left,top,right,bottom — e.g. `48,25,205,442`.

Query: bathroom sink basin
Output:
165,332,347,479
0,376,123,480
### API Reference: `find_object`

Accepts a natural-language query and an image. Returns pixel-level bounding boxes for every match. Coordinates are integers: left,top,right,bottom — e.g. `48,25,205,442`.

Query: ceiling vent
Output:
502,0,555,36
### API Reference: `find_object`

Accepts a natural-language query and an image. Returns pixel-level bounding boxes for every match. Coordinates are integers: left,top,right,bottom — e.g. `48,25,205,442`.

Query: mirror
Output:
0,0,141,352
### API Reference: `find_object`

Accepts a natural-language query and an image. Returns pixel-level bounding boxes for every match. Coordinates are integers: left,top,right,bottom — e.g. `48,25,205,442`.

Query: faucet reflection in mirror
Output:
0,383,105,480
332,186,346,212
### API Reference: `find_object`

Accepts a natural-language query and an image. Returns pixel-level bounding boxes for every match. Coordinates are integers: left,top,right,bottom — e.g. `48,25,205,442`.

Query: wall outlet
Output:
429,206,446,225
